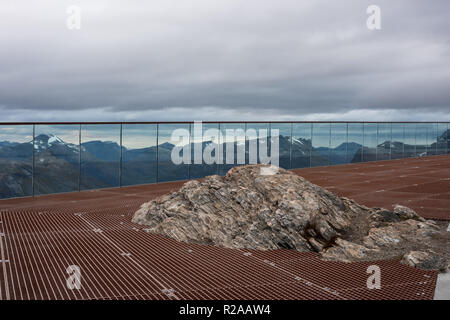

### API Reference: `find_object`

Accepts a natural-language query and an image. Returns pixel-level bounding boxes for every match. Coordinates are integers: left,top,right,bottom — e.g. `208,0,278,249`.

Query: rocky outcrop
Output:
133,165,449,271
401,250,448,271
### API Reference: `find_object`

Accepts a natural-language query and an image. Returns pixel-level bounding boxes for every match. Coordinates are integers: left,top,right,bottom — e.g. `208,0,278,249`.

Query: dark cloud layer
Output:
0,0,449,121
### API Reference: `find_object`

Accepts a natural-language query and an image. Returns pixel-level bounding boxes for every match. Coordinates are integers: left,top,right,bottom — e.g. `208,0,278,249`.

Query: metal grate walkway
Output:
1,155,448,300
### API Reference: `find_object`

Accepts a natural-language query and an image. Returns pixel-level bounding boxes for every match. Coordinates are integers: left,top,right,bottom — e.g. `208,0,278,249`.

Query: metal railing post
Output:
362,122,365,162
268,122,271,162
119,123,123,187
156,123,159,183
289,122,293,169
376,123,379,161
445,123,450,154
188,122,191,179
389,122,392,160
32,124,35,197
309,123,313,168
435,122,438,155
414,123,417,157
328,123,331,166
244,122,247,165
402,123,405,159
217,123,220,175
78,124,81,192
346,122,348,163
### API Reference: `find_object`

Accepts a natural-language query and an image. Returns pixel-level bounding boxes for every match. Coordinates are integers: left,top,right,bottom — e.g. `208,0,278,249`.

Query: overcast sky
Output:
1,0,449,122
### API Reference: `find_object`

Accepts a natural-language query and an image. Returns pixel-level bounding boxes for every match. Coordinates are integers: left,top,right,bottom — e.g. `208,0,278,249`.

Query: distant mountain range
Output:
0,129,448,199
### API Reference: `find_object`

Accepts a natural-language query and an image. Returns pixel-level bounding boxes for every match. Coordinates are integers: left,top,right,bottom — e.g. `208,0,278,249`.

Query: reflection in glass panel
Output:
363,123,377,162
377,123,391,161
270,123,291,169
436,123,448,155
415,123,428,157
330,123,347,165
291,123,312,169
404,123,416,157
122,124,157,186
219,123,246,175
426,123,437,155
391,123,405,159
80,124,120,190
347,123,363,163
447,123,450,155
158,124,190,182
34,125,79,195
311,123,330,167
0,125,33,198
190,123,219,179
245,123,270,165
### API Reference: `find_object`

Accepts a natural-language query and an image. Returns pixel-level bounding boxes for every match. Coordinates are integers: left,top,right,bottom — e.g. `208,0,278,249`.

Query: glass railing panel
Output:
311,123,330,167
245,123,270,165
158,123,190,182
122,124,157,186
363,123,377,162
330,123,348,165
391,123,405,159
34,125,79,195
0,124,33,199
270,123,291,169
436,123,448,155
190,123,219,179
219,123,246,175
447,123,450,155
347,123,363,163
426,123,438,156
291,123,312,169
80,124,120,190
404,123,416,157
415,123,428,157
377,122,391,161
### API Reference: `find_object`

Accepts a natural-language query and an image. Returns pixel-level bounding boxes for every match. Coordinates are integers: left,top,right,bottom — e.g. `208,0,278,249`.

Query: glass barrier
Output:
270,123,291,169
122,124,157,186
245,123,270,165
0,122,447,200
190,123,219,179
311,123,330,167
363,123,377,162
391,123,405,159
157,123,190,182
448,123,450,155
347,123,363,163
415,123,428,157
34,124,80,195
291,123,312,169
436,123,448,155
404,123,416,157
377,123,391,161
446,122,450,155
219,123,246,175
330,123,347,165
426,123,437,156
80,124,121,190
0,124,33,198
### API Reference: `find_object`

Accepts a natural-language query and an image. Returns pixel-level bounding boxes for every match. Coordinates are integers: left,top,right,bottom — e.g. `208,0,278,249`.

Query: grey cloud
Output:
0,0,449,120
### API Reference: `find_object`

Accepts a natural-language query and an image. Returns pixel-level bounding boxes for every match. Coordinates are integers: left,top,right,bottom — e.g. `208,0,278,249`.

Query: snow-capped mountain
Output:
31,134,80,154
1,130,447,199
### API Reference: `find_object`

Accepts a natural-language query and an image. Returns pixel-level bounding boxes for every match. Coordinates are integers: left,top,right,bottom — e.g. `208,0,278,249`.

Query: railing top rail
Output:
0,121,449,125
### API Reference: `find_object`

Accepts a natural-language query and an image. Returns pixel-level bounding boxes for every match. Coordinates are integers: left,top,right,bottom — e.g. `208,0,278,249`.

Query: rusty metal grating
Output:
0,156,447,300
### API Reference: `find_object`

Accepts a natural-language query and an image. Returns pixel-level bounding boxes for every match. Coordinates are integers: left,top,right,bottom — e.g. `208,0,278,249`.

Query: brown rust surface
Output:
293,154,450,221
0,155,448,300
